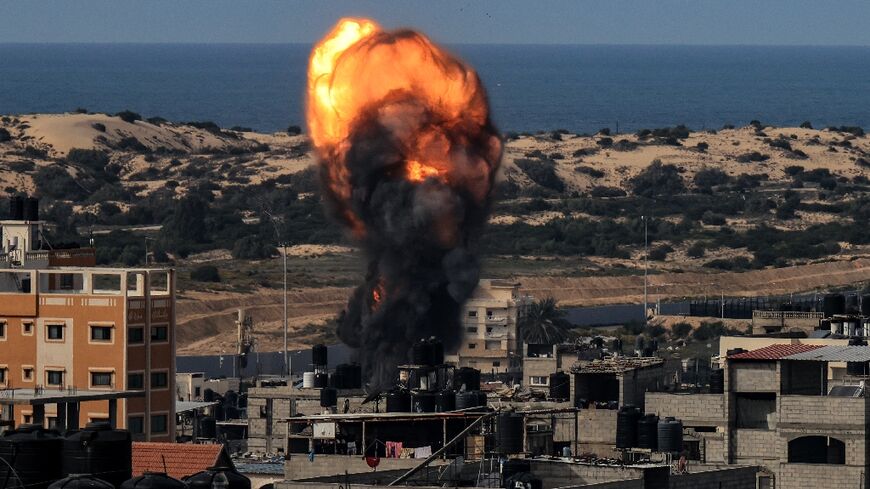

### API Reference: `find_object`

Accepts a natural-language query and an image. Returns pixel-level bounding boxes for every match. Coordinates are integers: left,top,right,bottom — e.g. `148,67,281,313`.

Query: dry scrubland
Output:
2,113,869,353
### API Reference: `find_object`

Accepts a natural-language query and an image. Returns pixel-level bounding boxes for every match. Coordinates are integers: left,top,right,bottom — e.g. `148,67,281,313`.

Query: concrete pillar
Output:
32,404,45,426
56,403,67,431
108,398,117,428
66,402,80,430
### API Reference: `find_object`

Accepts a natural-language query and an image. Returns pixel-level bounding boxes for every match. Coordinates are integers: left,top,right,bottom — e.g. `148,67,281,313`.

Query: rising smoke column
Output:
306,19,502,389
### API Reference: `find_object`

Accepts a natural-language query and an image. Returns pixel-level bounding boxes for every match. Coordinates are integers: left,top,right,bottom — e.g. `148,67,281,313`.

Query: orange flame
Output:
306,18,501,239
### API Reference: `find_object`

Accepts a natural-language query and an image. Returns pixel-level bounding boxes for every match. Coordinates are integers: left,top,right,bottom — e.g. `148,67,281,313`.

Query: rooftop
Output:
783,345,870,363
132,442,232,479
0,388,144,405
728,344,823,361
571,356,664,374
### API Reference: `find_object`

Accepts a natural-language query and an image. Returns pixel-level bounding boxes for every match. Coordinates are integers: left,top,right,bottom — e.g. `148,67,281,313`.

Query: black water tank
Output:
23,197,39,221
455,391,483,410
120,472,186,489
320,387,338,407
548,372,570,400
385,391,411,412
636,414,659,449
616,406,641,449
63,422,132,489
430,339,445,365
501,459,531,481
824,294,846,317
48,475,115,489
496,413,524,454
312,344,328,367
862,295,870,316
198,416,217,439
455,367,481,391
313,373,328,388
9,196,24,220
346,364,362,388
0,424,63,489
412,341,433,366
412,392,437,413
657,417,683,453
185,467,251,489
203,388,216,402
329,369,346,389
435,391,456,412
709,369,725,394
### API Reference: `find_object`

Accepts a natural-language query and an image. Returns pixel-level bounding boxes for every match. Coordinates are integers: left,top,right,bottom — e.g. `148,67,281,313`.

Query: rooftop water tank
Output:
184,467,250,489
656,417,683,453
385,391,411,412
62,422,132,489
312,344,328,367
48,475,114,489
496,413,524,454
120,472,187,489
616,406,641,449
636,414,659,450
0,424,63,489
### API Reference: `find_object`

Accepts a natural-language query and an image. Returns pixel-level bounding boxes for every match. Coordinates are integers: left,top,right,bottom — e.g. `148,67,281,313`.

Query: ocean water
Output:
0,43,868,134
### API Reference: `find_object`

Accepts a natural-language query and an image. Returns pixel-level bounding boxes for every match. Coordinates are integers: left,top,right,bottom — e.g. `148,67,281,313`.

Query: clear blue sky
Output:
2,0,869,45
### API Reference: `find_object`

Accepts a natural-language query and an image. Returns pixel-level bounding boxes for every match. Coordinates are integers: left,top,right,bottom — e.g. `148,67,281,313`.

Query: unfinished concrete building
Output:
647,343,870,489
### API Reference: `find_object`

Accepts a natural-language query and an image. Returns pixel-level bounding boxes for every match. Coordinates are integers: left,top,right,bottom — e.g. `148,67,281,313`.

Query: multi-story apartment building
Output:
446,279,528,375
0,199,176,440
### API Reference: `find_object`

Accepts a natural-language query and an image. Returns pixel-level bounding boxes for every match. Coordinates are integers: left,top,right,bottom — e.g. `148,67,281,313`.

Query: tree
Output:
190,265,221,282
159,195,209,252
630,160,685,197
519,297,572,345
672,322,692,339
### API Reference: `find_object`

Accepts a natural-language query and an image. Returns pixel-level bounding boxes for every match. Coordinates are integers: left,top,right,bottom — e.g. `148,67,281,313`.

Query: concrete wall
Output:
776,463,865,489
729,361,777,392
620,366,665,410
284,454,444,481
527,460,645,489
668,465,759,489
645,393,726,427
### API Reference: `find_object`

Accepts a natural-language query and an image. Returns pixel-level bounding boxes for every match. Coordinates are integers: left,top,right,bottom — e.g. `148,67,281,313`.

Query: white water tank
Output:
303,371,316,389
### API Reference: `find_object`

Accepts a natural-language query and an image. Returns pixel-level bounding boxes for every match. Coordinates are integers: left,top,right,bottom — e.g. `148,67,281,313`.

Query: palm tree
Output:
519,296,572,345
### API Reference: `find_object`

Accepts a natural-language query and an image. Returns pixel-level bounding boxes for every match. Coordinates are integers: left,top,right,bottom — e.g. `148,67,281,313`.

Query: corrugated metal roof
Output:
728,344,823,360
784,345,870,362
177,400,220,414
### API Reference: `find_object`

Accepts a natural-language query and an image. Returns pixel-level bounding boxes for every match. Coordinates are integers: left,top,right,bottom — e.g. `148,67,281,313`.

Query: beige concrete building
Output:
445,279,529,375
0,211,176,440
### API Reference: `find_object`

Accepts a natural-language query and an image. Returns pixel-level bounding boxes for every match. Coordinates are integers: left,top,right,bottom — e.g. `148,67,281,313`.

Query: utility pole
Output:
282,242,289,378
642,215,648,323
144,237,154,266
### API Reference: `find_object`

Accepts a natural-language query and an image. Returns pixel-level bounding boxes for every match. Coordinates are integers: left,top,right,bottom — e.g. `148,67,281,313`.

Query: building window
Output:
0,368,7,385
529,376,549,386
151,414,168,434
128,327,144,344
22,367,33,382
22,321,33,336
128,416,144,434
127,373,144,390
194,387,201,397
90,372,113,388
47,324,64,341
150,326,168,342
467,311,477,317
90,325,113,342
46,370,64,386
151,372,168,389
468,343,476,349
466,326,478,333
59,274,75,290
0,322,5,339
22,414,32,424
492,361,501,367
47,417,59,429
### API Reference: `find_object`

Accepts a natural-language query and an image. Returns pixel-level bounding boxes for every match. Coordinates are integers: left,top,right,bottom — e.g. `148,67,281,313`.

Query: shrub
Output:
693,168,730,191
7,161,35,172
114,136,148,152
648,245,671,261
596,137,613,148
827,126,865,137
597,128,611,136
74,107,89,114
800,121,813,129
231,236,277,259
230,126,253,132
784,165,804,176
0,128,11,143
34,166,87,200
692,322,727,341
735,151,769,163
695,141,709,152
572,147,599,158
146,116,168,125
629,160,685,197
612,139,638,151
287,125,302,135
514,158,565,192
115,110,142,123
686,242,705,258
701,211,726,225
672,322,692,339
857,158,870,169
768,137,792,151
589,186,626,198
575,166,604,179
92,122,106,132
190,265,221,282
